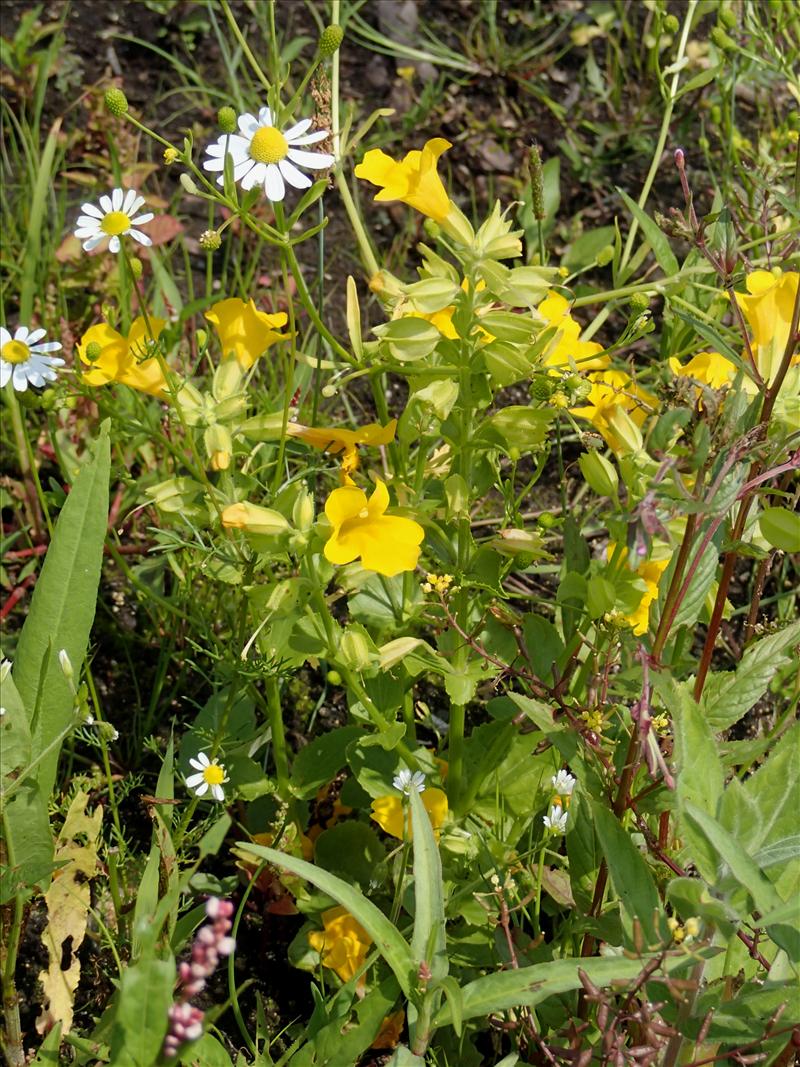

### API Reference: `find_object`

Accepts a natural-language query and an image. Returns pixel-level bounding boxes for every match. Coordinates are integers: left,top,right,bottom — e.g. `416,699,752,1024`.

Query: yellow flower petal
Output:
308,906,372,983
204,297,289,369
323,479,423,577
669,351,736,390
370,788,448,840
355,138,452,222
78,317,168,396
286,419,397,455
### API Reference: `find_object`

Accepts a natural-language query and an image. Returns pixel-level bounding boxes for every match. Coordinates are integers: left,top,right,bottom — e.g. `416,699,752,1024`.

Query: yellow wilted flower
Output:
570,369,656,453
371,1010,405,1050
668,350,736,390
324,479,424,577
355,138,452,222
308,906,372,983
204,297,289,369
370,788,448,841
734,270,799,386
78,316,168,396
538,292,609,373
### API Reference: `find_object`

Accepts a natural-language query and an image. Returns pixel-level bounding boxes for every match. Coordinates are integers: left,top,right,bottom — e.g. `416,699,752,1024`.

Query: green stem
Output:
220,0,272,95
533,842,547,936
266,676,290,798
5,386,50,540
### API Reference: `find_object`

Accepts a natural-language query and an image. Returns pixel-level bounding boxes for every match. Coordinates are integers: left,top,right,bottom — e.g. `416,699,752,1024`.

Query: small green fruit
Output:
319,24,344,58
104,87,128,116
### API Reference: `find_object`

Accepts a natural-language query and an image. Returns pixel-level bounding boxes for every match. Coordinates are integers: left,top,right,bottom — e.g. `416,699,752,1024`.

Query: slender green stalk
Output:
265,675,289,798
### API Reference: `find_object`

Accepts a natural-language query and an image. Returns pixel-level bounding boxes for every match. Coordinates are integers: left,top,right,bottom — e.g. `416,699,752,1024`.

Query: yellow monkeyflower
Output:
538,292,609,373
609,542,671,636
669,350,736,390
370,788,448,841
78,316,168,396
355,138,452,222
570,369,657,452
403,278,495,342
286,419,397,455
371,1010,405,1050
324,479,424,577
204,297,289,369
734,270,799,386
308,906,372,983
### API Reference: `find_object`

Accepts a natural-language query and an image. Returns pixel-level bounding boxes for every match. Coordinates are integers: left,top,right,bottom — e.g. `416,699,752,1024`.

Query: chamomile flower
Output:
551,770,577,797
543,803,568,834
0,326,64,392
186,751,229,802
202,106,334,202
393,768,426,795
74,188,154,254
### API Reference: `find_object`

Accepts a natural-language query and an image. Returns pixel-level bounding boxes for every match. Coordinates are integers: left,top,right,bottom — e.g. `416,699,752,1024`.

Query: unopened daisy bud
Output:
527,143,546,220
180,172,200,196
217,106,237,134
58,649,74,681
196,328,208,349
163,146,180,165
321,384,337,398
84,341,103,362
199,229,221,251
663,13,679,33
104,87,128,116
318,24,344,57
629,291,650,314
128,256,143,280
423,218,441,240
326,669,342,686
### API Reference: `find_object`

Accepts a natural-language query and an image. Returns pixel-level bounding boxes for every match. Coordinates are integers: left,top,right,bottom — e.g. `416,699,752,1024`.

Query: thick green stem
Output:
266,676,290,798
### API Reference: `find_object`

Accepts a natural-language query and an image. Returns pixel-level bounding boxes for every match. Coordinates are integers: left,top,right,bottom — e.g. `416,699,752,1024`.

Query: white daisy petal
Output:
239,113,259,135
14,327,30,342
83,234,107,251
189,757,204,771
122,189,138,214
111,188,124,210
99,195,113,213
233,159,259,182
203,156,227,173
27,329,46,345
32,343,62,355
109,235,121,254
288,129,330,146
240,163,267,191
263,164,285,201
283,118,313,141
13,367,29,391
129,230,152,247
0,328,11,346
211,784,225,802
286,148,334,170
76,215,102,228
130,212,154,225
74,225,100,238
186,773,205,788
194,781,209,797
279,158,312,190
257,106,273,126
0,363,10,387
81,202,104,218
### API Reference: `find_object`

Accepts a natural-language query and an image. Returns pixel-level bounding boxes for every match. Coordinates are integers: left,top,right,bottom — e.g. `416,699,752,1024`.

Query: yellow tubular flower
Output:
204,297,289,369
570,369,657,452
286,419,397,455
354,138,452,222
78,317,168,396
668,350,736,390
538,292,609,373
324,479,424,577
370,788,448,841
308,906,372,983
735,270,799,385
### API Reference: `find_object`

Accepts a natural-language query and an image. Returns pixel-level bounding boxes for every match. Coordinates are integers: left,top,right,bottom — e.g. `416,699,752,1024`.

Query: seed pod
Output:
104,87,128,116
319,24,344,58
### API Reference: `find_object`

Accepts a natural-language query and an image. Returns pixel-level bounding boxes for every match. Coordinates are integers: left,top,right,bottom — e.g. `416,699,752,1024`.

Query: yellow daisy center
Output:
203,763,225,786
100,210,132,236
249,126,289,164
2,340,31,365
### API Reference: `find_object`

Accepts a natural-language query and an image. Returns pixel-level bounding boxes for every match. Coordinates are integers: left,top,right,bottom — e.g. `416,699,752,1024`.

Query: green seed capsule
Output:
319,25,344,57
104,87,128,116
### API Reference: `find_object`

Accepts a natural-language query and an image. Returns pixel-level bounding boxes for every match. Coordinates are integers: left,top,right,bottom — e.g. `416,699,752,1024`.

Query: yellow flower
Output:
78,316,168,396
734,270,799,385
324,479,424,577
404,278,494,342
669,350,736,390
308,906,372,983
221,502,289,535
355,138,452,222
370,787,448,841
538,292,609,373
286,419,397,455
371,1010,405,1050
204,297,289,369
570,369,657,452
609,542,671,636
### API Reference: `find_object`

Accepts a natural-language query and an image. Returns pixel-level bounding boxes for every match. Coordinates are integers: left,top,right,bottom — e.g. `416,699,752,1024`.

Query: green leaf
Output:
238,844,415,997
591,800,663,946
477,407,555,454
409,787,447,980
314,821,386,886
617,187,679,278
759,506,800,552
669,678,723,818
700,622,800,732
290,725,363,800
660,541,718,631
11,427,110,799
0,783,53,903
0,668,31,779
179,1034,235,1066
108,958,176,1067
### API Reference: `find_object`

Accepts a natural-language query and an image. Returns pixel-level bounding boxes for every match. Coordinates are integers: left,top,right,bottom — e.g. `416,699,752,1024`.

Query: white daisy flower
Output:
74,187,154,253
543,803,568,834
551,770,577,797
1,325,64,392
393,767,426,795
186,751,229,802
203,106,334,203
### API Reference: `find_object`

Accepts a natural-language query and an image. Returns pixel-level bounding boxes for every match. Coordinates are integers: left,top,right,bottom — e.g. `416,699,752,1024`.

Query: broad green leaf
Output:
306,974,400,1066
662,541,718,631
700,621,800,731
108,958,176,1067
0,783,53,903
314,821,386,886
591,800,663,946
669,678,723,817
617,187,679,278
12,426,110,799
238,844,415,997
759,506,800,552
477,407,555,455
409,787,447,982
179,1034,235,1065
0,667,30,779
290,725,363,799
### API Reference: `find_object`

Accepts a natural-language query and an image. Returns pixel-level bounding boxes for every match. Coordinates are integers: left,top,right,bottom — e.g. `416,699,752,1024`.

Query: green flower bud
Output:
327,669,342,686
319,24,344,58
196,328,208,350
596,244,615,267
423,218,441,240
104,87,128,116
530,376,555,402
538,512,559,530
711,26,736,52
40,388,57,412
128,257,143,280
718,5,737,29
218,106,237,134
180,173,200,196
629,292,650,314
199,229,222,251
663,14,679,33
709,104,722,125
85,341,103,362
578,451,619,499
698,135,710,151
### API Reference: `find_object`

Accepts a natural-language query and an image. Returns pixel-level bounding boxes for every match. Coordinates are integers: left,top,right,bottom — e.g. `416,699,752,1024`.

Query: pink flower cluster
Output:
163,897,236,1058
